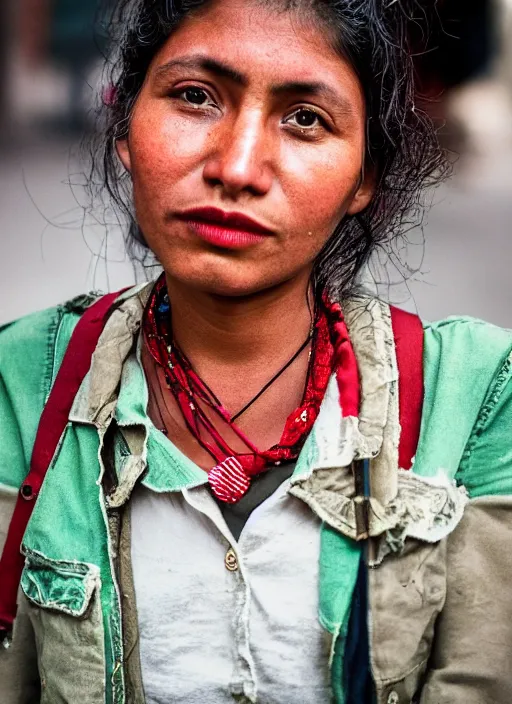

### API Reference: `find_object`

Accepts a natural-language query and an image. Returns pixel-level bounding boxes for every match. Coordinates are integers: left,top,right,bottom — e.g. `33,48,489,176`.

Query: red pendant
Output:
208,457,251,503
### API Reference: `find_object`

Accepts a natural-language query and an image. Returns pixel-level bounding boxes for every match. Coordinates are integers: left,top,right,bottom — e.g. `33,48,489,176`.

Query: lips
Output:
176,207,274,249
179,207,273,234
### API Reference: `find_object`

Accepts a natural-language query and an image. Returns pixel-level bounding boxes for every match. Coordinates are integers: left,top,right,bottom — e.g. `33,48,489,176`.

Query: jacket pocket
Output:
21,551,106,704
369,538,447,704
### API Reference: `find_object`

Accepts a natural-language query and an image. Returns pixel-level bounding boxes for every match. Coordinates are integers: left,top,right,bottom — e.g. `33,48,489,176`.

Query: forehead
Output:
149,0,362,100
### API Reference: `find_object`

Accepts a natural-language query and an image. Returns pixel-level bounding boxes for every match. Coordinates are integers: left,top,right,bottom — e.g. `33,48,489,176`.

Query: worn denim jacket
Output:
1,283,512,704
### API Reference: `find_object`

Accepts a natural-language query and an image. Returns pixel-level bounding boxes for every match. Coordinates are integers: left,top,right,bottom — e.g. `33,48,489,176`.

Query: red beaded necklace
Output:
143,275,360,503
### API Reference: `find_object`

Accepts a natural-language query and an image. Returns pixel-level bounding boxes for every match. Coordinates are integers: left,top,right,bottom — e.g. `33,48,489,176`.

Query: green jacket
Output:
1,283,512,704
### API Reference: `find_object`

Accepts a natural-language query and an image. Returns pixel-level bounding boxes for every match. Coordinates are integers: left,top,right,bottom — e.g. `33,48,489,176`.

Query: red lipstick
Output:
177,207,273,249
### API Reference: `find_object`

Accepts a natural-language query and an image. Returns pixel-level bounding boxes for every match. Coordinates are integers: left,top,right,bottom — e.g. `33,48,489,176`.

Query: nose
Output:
203,109,273,198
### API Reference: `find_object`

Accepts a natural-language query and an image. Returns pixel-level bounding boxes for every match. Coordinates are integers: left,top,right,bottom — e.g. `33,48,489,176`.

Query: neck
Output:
166,272,314,368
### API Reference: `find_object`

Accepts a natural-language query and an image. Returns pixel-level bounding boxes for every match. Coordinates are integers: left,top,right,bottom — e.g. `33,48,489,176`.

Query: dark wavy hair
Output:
92,0,448,296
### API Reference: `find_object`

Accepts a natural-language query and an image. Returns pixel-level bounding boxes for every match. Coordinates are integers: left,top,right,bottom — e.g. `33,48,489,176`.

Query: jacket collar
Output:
69,282,399,511
69,282,152,427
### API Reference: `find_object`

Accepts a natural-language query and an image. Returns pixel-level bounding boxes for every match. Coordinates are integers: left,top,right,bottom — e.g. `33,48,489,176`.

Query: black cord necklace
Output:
230,331,313,423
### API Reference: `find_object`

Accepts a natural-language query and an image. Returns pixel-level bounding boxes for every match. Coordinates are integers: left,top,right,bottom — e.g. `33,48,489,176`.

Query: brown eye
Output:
183,87,209,106
284,107,325,131
295,109,319,127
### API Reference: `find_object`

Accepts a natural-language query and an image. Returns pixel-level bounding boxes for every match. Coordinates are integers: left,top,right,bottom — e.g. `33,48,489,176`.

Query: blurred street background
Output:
1,0,512,326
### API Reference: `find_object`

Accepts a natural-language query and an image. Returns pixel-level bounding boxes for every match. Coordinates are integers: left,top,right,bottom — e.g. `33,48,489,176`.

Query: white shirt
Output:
131,478,332,703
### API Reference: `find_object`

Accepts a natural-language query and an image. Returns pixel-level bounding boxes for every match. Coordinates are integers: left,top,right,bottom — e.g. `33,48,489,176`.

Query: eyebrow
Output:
270,81,355,116
154,55,247,87
153,54,356,115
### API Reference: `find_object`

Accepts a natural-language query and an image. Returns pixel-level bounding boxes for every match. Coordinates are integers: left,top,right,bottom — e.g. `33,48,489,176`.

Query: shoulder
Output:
0,293,98,394
418,315,512,496
423,315,512,373
0,284,147,490
345,294,512,379
0,295,96,489
421,315,512,434
343,298,512,496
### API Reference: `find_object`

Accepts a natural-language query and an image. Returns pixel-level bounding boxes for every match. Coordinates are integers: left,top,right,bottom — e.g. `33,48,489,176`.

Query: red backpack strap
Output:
0,290,124,642
389,306,425,470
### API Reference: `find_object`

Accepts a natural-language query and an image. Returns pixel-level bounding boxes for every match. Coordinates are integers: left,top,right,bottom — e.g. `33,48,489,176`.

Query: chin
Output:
166,261,284,299
194,274,273,298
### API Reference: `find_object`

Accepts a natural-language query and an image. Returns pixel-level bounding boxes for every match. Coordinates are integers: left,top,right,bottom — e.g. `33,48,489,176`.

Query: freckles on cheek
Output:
283,146,362,230
166,119,216,161
131,110,213,186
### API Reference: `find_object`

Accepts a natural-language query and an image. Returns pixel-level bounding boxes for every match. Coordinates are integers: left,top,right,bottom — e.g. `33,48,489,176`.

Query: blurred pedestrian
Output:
415,0,498,151
19,0,112,131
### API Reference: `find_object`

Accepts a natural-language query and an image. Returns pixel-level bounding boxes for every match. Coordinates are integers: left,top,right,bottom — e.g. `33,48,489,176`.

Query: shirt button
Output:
387,692,399,704
225,547,239,572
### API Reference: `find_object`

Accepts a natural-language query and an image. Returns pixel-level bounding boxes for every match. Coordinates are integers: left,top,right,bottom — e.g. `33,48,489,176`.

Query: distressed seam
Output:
42,306,64,404
373,656,429,687
459,350,512,481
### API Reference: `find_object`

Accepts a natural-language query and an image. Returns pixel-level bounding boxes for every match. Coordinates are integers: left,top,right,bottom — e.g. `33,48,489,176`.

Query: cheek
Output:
128,103,212,199
280,140,363,238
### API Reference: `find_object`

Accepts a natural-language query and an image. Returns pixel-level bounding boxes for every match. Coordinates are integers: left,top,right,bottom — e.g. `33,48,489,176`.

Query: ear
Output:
346,167,376,216
116,138,132,173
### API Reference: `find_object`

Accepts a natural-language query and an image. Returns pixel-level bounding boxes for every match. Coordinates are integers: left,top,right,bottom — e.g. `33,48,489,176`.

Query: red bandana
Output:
144,275,359,502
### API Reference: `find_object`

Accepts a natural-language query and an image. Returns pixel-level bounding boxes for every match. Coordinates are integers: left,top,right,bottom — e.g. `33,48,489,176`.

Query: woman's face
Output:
118,0,373,296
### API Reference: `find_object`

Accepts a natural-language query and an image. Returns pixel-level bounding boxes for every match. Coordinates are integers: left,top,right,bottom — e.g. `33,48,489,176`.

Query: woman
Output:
1,0,512,702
